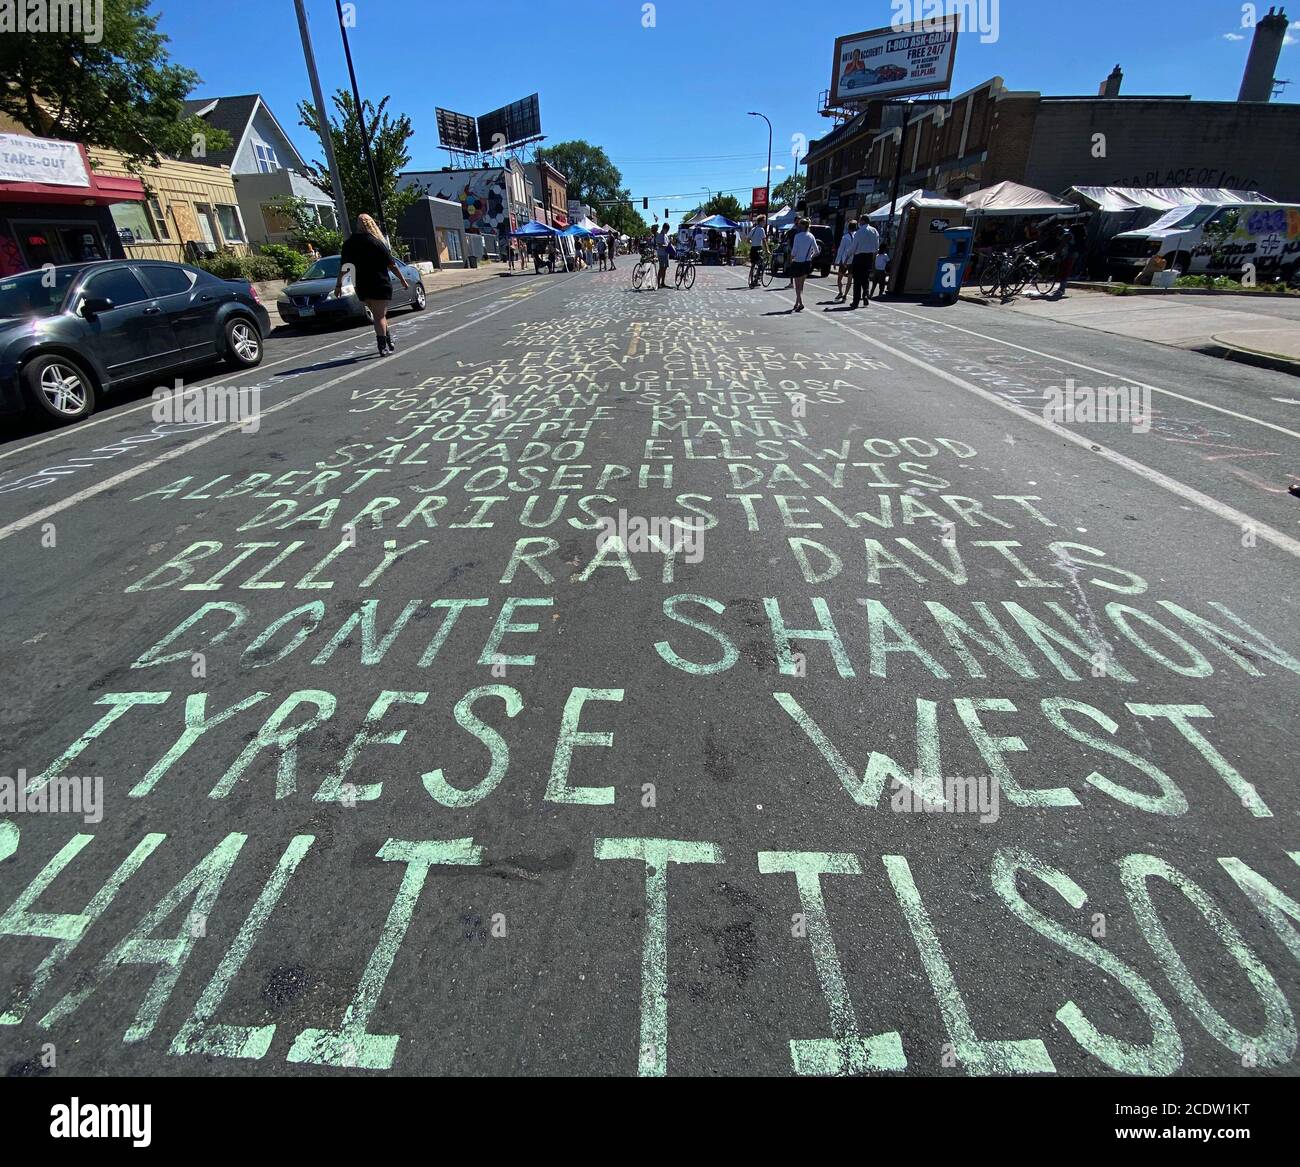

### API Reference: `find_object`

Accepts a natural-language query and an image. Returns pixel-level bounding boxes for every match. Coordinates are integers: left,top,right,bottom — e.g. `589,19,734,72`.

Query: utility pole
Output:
294,0,348,235
335,0,386,236
748,111,772,215
882,100,914,260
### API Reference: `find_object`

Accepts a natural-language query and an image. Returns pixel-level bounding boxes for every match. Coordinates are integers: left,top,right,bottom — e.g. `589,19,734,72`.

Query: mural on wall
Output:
413,172,510,235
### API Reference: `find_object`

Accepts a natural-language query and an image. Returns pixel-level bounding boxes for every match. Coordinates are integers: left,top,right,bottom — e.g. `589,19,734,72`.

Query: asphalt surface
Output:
1,263,1298,1077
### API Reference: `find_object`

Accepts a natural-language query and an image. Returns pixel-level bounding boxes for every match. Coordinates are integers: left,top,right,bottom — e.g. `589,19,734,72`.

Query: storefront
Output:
0,133,145,276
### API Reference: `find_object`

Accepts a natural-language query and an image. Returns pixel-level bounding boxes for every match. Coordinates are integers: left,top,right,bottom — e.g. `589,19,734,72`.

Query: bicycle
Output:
674,252,697,290
977,244,1056,299
748,252,773,289
632,249,656,291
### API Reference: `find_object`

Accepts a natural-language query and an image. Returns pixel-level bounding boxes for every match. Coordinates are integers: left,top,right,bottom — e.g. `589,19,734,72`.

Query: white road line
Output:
784,294,1300,560
0,280,516,464
0,275,574,544
876,303,1300,442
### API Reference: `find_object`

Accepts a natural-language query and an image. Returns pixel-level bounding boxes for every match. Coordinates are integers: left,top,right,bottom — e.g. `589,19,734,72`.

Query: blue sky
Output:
157,0,1297,226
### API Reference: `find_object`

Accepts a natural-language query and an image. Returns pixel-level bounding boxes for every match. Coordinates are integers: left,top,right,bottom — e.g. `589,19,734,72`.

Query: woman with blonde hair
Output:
336,212,409,355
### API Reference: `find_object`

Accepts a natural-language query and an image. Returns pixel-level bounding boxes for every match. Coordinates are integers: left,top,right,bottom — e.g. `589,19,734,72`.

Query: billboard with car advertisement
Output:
829,16,958,105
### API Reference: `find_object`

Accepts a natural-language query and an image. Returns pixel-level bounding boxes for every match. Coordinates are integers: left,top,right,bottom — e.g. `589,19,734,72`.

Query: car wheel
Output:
411,282,426,310
22,354,97,423
224,315,264,368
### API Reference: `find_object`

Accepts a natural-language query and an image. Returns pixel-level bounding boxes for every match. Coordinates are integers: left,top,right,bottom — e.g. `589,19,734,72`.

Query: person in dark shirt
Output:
336,213,408,355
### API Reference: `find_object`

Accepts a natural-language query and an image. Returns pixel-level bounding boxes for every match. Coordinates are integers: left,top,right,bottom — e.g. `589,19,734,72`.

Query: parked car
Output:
276,255,427,327
0,260,271,424
769,224,835,279
1107,201,1300,282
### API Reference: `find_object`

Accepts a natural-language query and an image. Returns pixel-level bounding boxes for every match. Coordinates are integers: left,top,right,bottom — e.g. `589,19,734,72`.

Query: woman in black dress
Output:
336,213,409,355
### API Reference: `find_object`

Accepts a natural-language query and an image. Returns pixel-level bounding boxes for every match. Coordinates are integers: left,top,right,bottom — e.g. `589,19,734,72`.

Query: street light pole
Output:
335,0,387,237
294,0,348,236
748,111,772,215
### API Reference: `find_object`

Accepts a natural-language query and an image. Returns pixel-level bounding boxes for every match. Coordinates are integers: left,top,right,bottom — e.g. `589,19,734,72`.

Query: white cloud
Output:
1284,31,1297,45
756,164,787,173
1223,31,1244,40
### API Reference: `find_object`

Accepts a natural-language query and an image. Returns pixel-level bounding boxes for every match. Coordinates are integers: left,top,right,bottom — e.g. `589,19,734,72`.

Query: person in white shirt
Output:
834,220,857,303
787,217,821,312
871,249,891,299
748,217,767,279
849,219,880,308
693,228,705,257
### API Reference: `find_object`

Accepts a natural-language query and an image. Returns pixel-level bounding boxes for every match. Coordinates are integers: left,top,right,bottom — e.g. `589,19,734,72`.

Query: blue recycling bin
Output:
931,227,974,304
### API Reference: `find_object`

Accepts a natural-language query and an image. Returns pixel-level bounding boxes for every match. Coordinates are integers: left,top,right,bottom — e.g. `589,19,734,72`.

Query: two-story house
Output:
183,94,340,248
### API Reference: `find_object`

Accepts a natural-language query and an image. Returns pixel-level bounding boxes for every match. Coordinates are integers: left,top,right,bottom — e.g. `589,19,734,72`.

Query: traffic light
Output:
642,198,648,209
664,209,669,220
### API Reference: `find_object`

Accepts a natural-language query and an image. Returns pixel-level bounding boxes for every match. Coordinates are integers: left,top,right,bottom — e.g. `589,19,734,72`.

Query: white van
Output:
1107,202,1300,282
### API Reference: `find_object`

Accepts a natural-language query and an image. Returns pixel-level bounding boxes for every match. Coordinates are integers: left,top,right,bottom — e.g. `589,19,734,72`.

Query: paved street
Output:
1,264,1298,1079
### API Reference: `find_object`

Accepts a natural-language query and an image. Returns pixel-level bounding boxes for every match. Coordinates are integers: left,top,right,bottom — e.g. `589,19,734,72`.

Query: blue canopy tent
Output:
559,224,592,237
693,214,741,231
512,220,558,236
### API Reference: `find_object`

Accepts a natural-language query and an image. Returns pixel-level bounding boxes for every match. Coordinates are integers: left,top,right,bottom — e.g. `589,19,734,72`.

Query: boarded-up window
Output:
262,202,294,233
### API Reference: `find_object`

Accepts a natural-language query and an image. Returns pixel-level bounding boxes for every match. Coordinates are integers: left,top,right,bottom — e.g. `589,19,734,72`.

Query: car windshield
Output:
302,257,341,280
0,268,82,320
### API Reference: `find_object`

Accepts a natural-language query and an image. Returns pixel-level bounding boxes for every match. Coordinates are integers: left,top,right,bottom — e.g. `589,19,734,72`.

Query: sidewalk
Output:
959,286,1300,374
252,259,514,308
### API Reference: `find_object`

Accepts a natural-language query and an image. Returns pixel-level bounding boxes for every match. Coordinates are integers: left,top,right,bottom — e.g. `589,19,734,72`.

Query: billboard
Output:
829,16,958,106
477,94,542,153
752,186,769,209
435,108,480,153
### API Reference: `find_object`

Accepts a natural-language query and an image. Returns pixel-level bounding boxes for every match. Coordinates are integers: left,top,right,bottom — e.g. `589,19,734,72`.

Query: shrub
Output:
195,247,246,280
242,254,283,282
258,243,309,281
196,248,285,284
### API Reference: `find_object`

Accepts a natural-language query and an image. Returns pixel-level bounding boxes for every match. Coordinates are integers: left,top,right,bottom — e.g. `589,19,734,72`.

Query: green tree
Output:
535,139,645,237
0,0,230,171
684,194,745,221
298,90,418,234
771,173,806,209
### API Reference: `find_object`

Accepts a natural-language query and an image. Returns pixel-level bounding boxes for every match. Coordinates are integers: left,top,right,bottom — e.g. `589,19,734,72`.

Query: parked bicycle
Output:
674,252,697,290
632,249,656,291
977,244,1058,299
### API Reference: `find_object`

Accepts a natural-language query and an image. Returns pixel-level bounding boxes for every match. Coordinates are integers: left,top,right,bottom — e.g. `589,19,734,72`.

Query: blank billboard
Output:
477,94,542,152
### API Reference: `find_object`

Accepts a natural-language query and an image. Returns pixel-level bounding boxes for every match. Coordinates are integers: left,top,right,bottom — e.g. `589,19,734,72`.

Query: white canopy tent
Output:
1062,186,1278,263
1064,186,1275,214
767,204,797,230
960,181,1079,217
866,189,938,222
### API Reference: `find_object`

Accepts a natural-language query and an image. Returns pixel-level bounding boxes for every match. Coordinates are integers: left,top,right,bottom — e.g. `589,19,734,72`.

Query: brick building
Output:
806,74,1300,236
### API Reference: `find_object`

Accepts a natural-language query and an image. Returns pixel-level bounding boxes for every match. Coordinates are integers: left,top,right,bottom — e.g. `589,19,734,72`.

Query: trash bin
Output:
931,227,974,305
467,255,479,269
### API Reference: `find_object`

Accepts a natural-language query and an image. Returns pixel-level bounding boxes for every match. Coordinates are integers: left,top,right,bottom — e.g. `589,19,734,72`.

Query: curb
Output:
1194,342,1300,378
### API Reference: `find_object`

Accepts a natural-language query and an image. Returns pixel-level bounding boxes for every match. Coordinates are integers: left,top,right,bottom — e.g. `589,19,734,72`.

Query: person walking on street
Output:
834,221,856,302
597,235,608,271
656,223,672,289
871,248,891,299
848,218,880,308
788,217,820,312
608,234,617,271
337,212,408,355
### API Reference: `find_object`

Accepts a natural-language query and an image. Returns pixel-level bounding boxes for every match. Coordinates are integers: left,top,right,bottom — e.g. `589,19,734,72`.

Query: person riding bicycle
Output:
748,216,767,279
